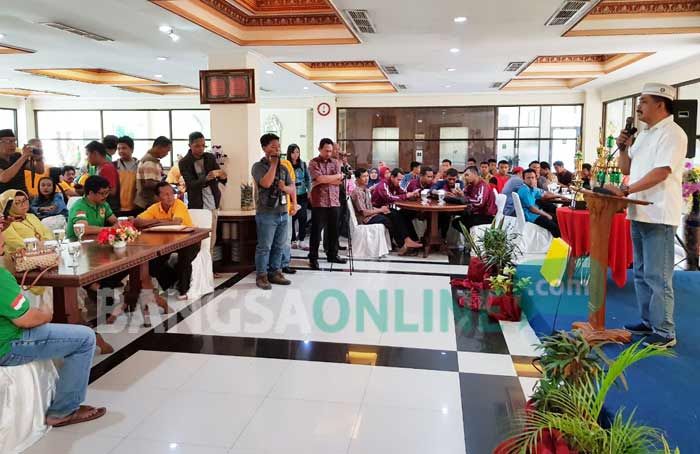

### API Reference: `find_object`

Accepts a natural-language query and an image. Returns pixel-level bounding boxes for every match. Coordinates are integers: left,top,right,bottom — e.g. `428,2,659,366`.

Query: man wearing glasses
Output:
0,129,45,194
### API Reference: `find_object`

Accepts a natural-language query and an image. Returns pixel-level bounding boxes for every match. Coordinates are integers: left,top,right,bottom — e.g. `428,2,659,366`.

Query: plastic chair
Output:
512,191,553,254
347,199,391,258
186,209,215,300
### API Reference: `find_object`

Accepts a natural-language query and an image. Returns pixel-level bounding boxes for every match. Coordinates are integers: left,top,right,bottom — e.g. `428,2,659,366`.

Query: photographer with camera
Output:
252,133,295,290
0,130,45,194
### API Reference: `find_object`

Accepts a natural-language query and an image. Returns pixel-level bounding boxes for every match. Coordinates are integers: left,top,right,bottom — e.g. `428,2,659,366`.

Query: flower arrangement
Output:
483,266,532,321
97,221,140,248
682,162,700,199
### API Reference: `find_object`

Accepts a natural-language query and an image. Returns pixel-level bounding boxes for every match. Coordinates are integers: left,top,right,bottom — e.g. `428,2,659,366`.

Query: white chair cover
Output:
347,199,390,258
66,196,81,211
187,209,215,300
469,193,513,239
40,215,66,231
0,360,58,453
512,192,553,254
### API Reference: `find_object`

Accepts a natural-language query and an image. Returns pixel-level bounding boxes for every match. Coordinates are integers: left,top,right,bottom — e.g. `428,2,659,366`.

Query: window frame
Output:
0,108,18,136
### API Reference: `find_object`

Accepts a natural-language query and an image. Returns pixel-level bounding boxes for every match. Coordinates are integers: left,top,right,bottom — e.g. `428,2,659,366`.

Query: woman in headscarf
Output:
368,168,380,188
0,189,53,253
378,166,391,182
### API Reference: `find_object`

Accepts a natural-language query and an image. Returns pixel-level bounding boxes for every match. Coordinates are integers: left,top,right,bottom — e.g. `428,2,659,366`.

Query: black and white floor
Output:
24,247,543,454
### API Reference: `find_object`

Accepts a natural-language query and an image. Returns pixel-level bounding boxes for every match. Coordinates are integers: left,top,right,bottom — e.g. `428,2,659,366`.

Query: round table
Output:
556,206,633,287
395,199,466,257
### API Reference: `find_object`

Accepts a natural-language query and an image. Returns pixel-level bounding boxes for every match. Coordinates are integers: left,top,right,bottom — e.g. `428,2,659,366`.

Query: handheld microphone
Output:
623,116,638,138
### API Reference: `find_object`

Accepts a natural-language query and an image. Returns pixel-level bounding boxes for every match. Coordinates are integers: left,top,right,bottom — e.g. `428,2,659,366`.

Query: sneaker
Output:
309,259,320,270
642,333,677,348
256,274,272,290
268,271,291,285
624,322,653,335
282,266,297,274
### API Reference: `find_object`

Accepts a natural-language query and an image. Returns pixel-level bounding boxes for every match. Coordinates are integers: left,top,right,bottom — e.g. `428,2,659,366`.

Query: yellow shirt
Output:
58,180,74,193
24,169,51,198
2,214,53,254
280,159,296,215
137,199,193,227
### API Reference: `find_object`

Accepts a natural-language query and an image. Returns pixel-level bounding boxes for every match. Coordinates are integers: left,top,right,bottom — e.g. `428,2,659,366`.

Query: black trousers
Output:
438,213,454,238
292,194,308,242
534,216,561,238
366,210,418,248
310,206,339,260
149,242,202,295
538,200,558,218
452,213,495,236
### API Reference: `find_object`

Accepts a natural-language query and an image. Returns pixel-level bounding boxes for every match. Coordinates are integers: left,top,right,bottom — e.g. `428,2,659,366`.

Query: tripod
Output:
342,173,355,275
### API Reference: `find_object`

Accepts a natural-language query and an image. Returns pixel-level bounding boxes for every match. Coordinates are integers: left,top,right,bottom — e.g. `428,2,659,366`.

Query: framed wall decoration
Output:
199,69,256,104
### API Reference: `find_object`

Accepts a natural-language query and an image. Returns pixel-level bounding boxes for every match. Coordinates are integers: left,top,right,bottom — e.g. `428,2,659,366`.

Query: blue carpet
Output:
518,264,700,453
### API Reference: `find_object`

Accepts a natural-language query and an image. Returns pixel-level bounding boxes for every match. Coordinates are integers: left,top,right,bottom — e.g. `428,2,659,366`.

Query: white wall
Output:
600,54,700,102
260,108,313,160
0,97,19,109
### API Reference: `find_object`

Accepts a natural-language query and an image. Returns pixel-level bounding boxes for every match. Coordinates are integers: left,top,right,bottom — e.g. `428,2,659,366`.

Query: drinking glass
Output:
73,223,86,243
437,189,446,205
52,229,65,251
23,237,38,252
67,242,81,268
420,189,429,205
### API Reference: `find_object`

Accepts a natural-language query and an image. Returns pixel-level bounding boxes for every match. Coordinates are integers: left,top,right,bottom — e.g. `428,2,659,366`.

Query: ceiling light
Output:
159,25,172,33
303,86,309,90
417,119,423,123
168,33,180,42
265,70,274,75
453,16,467,23
445,85,452,88
447,68,456,72
157,56,168,61
0,34,5,40
449,48,460,54
154,74,163,78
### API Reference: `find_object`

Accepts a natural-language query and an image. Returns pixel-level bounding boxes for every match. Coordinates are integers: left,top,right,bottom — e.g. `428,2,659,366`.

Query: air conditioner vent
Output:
505,61,525,72
344,9,376,34
260,86,273,93
490,82,503,89
41,22,114,42
396,84,407,90
545,0,591,26
383,65,399,75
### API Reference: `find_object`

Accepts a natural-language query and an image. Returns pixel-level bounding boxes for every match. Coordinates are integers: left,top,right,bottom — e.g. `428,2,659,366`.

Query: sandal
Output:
47,405,107,427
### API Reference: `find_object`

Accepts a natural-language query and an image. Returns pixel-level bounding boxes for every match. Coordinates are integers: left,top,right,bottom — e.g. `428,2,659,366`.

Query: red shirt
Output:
406,178,432,193
99,163,119,190
492,174,510,193
465,179,497,216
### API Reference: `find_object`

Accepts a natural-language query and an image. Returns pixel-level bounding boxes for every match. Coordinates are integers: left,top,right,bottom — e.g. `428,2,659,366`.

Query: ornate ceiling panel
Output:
149,0,358,45
276,61,386,81
116,85,199,95
565,0,700,36
17,68,165,85
501,78,594,91
0,88,77,97
316,81,397,94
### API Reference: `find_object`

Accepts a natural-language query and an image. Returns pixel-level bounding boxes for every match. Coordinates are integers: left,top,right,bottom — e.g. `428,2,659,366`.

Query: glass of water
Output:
23,237,38,252
67,242,81,268
53,229,66,251
73,223,86,243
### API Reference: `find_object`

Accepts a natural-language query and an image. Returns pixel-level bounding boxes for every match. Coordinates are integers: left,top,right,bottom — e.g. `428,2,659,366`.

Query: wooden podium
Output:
571,190,651,343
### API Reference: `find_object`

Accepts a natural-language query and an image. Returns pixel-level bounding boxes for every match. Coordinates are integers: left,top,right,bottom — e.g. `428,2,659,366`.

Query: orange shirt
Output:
137,198,193,227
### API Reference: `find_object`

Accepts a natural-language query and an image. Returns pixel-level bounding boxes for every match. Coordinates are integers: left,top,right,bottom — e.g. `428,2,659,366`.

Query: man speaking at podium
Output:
611,83,687,347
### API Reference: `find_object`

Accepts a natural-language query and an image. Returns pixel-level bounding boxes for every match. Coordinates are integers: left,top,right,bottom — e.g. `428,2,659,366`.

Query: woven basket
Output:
12,248,60,273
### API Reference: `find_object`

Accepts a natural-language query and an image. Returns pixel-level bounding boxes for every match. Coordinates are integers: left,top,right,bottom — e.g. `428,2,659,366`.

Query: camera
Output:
31,148,42,156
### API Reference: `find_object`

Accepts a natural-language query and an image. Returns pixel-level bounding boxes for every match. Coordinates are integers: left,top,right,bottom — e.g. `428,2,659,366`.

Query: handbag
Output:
12,247,59,273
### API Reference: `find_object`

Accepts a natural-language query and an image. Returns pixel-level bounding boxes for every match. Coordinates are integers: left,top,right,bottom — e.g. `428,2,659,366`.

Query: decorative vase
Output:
684,192,700,271
112,240,127,250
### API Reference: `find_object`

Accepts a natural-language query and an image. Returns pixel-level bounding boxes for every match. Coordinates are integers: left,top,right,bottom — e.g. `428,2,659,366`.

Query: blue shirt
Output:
400,173,417,190
430,180,464,192
517,184,544,223
502,176,524,216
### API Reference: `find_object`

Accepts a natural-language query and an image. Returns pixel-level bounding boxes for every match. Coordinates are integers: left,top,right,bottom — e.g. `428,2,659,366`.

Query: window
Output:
603,97,636,144
36,109,210,168
372,127,399,168
439,127,468,168
0,108,16,134
496,105,581,168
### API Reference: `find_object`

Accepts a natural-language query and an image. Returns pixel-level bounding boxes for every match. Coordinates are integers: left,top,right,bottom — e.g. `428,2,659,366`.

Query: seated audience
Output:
367,168,381,188
135,136,170,212
431,168,464,238
406,166,435,192
0,230,107,427
0,189,52,251
452,166,497,235
372,168,421,207
434,159,452,181
467,157,477,167
352,168,421,254
538,161,558,190
85,141,120,214
31,177,68,220
115,136,140,216
517,169,561,238
479,161,491,180
58,165,78,199
400,161,421,190
528,160,541,179
491,160,510,193
488,158,497,176
582,163,592,189
135,182,201,300
554,160,574,187
502,166,525,216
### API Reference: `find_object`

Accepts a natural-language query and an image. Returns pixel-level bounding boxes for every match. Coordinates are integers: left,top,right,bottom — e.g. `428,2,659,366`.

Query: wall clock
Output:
317,102,331,117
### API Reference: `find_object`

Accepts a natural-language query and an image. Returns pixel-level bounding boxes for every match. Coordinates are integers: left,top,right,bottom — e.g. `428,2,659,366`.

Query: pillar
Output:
208,52,262,210
582,89,603,164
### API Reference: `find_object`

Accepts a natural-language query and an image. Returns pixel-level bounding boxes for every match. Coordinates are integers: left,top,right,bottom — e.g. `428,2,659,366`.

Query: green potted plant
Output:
484,265,531,321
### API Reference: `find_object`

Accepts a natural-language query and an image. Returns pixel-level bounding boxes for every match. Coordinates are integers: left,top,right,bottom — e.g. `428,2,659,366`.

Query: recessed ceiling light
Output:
303,86,309,90
168,33,180,42
157,56,168,61
445,85,452,88
453,16,467,23
447,68,457,72
265,70,274,75
0,34,5,40
159,25,172,33
154,74,163,78
449,48,460,54
417,119,423,123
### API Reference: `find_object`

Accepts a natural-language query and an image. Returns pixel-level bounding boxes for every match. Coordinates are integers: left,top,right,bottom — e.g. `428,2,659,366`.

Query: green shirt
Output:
66,196,113,240
0,268,30,358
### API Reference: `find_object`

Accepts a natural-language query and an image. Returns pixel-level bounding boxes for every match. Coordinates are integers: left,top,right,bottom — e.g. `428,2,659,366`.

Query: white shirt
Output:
628,115,687,226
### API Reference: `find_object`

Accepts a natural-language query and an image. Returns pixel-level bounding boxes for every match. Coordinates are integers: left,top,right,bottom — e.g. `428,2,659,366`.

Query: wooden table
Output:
216,210,256,273
6,228,210,324
395,200,466,257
